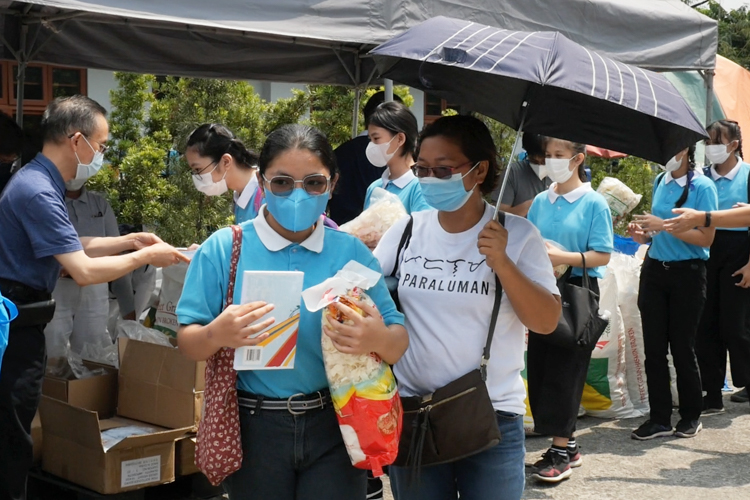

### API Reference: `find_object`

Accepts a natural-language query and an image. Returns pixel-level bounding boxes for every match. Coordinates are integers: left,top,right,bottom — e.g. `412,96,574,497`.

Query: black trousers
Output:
527,277,598,438
697,230,750,400
638,256,707,426
0,323,47,500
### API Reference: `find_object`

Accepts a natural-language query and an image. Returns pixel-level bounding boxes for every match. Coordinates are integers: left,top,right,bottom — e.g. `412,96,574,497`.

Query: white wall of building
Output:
87,69,116,114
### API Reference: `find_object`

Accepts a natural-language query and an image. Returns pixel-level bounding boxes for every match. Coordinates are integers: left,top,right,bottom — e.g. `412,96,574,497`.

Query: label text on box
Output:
121,456,161,488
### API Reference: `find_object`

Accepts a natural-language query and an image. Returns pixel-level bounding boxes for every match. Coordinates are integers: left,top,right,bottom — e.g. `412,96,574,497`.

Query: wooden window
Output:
424,93,464,125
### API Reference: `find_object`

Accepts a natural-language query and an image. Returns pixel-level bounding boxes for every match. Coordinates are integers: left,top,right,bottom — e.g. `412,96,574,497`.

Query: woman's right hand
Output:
628,222,650,245
206,301,276,349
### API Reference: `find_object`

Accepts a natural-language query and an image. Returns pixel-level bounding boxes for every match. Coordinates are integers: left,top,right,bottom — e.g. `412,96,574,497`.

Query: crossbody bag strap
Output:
480,211,506,381
390,216,414,277
225,225,243,309
580,251,591,289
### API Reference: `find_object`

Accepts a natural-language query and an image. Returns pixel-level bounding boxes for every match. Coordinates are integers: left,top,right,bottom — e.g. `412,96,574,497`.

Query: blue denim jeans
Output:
389,411,525,500
223,404,366,500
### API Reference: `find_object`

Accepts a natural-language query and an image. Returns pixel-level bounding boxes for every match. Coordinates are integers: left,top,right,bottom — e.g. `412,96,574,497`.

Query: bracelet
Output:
704,211,712,228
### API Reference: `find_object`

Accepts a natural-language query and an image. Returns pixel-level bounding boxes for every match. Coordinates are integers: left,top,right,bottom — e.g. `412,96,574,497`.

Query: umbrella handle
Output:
493,101,529,222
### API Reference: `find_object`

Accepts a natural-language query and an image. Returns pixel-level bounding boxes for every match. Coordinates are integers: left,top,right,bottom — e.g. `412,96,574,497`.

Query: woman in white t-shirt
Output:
374,116,561,500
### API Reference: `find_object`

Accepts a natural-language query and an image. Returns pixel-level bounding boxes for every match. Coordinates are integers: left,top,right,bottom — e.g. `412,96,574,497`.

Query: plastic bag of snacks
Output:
596,177,642,218
544,239,570,279
340,188,407,249
302,261,402,477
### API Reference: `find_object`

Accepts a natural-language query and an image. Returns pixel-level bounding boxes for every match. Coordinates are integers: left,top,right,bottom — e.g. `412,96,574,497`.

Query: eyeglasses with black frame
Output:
262,173,331,196
412,160,475,180
190,161,217,181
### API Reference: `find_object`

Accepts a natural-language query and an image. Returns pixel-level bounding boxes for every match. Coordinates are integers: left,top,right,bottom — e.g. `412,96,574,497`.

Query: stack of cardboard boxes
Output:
37,339,205,494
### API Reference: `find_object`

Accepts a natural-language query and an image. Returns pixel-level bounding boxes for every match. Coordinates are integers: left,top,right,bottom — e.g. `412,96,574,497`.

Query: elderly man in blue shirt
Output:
0,95,188,500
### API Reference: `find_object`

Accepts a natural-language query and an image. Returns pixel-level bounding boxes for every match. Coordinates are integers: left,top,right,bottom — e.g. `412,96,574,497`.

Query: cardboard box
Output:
118,339,205,429
39,397,188,495
31,411,42,465
175,435,200,476
42,361,117,417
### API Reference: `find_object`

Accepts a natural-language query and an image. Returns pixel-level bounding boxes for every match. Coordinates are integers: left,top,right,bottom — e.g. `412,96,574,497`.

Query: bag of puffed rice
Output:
302,261,402,477
340,187,407,249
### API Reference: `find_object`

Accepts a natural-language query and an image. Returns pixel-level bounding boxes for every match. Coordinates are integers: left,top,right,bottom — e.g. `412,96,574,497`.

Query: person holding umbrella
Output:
628,144,718,441
526,137,613,483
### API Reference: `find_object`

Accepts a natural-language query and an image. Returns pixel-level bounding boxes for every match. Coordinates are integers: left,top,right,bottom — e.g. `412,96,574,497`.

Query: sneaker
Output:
730,388,748,403
531,449,572,483
366,476,383,499
675,419,702,438
701,396,725,416
577,405,587,418
567,445,583,468
631,420,674,440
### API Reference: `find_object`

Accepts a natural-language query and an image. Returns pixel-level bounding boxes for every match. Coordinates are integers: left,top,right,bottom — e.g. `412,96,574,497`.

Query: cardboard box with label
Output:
117,339,205,429
42,360,117,416
39,396,189,495
175,435,199,476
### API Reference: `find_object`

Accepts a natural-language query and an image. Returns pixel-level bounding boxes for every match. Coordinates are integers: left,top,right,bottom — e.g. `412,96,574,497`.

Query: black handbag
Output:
531,252,608,351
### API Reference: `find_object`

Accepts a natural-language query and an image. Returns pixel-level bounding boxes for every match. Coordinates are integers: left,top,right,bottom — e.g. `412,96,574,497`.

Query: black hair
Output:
258,124,337,177
522,133,544,161
674,144,697,209
0,111,23,157
363,91,404,126
368,101,418,160
706,119,744,159
41,95,107,144
542,137,588,182
186,123,258,169
418,115,499,195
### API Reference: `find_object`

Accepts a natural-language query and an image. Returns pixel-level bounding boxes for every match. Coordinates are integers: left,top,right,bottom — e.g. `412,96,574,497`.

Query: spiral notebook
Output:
234,271,304,371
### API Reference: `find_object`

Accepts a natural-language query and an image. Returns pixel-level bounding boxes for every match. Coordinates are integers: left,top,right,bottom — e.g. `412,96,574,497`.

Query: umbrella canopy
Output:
370,16,708,165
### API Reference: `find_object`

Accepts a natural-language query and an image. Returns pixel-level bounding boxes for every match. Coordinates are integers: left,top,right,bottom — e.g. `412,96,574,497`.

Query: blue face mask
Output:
265,187,329,232
418,162,479,212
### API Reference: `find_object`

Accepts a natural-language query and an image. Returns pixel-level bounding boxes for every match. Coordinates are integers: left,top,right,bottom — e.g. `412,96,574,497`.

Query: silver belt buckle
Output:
662,261,670,270
287,392,307,415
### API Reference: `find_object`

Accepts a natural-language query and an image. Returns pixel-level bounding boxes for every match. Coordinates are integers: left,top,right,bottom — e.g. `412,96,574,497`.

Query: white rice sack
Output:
597,177,642,217
340,187,407,249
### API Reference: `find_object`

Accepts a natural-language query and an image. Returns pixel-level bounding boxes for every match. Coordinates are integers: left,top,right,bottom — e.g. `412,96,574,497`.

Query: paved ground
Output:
384,392,750,500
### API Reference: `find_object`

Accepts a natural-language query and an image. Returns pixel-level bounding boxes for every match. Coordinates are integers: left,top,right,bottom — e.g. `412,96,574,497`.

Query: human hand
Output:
663,208,703,234
627,222,650,245
144,242,191,267
131,232,165,251
187,243,201,251
633,213,665,234
733,262,750,288
478,219,509,271
734,202,749,209
207,301,276,349
322,300,387,356
544,241,570,267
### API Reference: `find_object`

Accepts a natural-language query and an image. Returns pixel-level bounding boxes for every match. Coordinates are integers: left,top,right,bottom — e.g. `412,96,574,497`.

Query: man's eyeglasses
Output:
412,160,475,180
262,174,330,196
68,133,109,154
190,161,217,181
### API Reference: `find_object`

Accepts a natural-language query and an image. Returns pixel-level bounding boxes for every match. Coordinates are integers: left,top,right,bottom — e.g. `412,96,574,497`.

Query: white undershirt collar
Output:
233,172,259,209
253,204,325,253
710,162,741,181
665,171,688,187
547,182,593,203
381,167,416,189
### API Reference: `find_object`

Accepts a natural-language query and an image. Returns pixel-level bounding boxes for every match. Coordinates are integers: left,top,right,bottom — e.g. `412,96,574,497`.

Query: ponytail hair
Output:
186,123,258,169
674,143,697,208
706,119,744,159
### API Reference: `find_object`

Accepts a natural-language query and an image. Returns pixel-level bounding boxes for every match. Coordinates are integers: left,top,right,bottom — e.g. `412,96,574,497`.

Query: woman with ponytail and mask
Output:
176,124,408,500
525,138,613,483
364,102,430,214
374,116,561,500
627,144,718,441
186,123,262,224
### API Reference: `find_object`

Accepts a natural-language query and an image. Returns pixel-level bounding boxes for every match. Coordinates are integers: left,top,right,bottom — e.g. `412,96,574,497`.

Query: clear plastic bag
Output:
340,188,408,249
597,177,642,217
114,319,173,347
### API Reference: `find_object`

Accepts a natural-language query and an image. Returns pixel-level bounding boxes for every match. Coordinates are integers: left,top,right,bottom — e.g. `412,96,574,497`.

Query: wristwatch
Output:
704,211,712,228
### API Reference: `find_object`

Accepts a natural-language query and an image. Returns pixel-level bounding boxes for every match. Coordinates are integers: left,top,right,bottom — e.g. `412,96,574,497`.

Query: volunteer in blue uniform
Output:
526,138,613,483
186,123,262,224
176,124,407,500
628,144,718,441
0,95,187,500
693,120,750,414
363,102,430,214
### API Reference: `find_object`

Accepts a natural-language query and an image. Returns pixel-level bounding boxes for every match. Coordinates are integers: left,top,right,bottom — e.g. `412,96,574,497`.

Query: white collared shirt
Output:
710,162,741,181
665,171,688,187
252,204,325,253
547,182,593,203
381,167,416,190
233,173,259,209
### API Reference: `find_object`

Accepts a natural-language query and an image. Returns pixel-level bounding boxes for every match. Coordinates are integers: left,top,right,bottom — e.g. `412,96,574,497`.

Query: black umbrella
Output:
370,16,708,167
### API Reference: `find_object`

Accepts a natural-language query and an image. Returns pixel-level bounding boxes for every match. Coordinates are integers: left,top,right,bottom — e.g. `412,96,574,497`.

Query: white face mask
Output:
705,144,733,165
545,156,577,183
72,135,104,187
192,163,228,196
529,162,547,180
664,154,683,172
365,135,398,167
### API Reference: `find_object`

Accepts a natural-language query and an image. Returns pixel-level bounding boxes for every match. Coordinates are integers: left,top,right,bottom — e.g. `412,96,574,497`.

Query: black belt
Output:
237,389,331,415
647,257,706,270
0,277,51,304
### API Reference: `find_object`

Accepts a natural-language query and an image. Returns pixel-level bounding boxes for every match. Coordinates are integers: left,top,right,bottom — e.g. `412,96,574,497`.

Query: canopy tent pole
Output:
14,24,28,127
703,69,715,126
350,54,362,139
384,79,393,102
494,101,529,220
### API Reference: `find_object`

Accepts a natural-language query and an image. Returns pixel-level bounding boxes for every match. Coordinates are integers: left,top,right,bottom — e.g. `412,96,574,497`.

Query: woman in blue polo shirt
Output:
176,124,408,500
363,102,430,214
186,123,262,224
693,120,750,414
628,144,717,441
526,137,613,483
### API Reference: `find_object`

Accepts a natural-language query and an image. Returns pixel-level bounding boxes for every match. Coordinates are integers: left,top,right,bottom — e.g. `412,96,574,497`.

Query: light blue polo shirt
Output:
364,168,431,214
649,171,718,262
705,162,750,231
527,183,614,279
233,176,263,224
176,206,404,398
